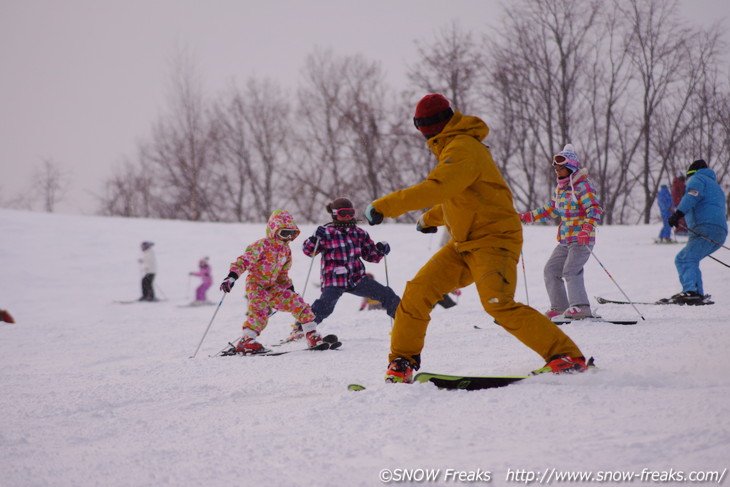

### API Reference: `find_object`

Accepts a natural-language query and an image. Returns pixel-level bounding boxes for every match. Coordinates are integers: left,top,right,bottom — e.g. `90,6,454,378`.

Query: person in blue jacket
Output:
656,184,674,243
666,159,728,304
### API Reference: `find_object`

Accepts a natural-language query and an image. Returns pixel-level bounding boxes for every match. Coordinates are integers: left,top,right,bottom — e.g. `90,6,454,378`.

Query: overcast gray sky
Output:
1,0,727,214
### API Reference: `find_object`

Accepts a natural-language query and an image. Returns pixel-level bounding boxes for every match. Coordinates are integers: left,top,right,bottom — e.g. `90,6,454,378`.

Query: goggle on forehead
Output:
552,155,570,166
277,229,298,240
332,207,356,220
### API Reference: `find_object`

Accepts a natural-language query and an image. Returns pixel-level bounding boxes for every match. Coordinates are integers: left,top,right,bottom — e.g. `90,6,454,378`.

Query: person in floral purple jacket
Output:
520,144,602,320
288,198,400,341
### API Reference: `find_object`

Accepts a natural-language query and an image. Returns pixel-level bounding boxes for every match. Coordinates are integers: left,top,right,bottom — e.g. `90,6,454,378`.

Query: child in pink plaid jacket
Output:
284,198,400,342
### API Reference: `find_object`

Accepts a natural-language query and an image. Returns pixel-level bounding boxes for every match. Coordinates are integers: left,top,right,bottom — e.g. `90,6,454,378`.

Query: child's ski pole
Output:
301,237,321,301
384,254,394,330
589,248,645,321
190,293,226,358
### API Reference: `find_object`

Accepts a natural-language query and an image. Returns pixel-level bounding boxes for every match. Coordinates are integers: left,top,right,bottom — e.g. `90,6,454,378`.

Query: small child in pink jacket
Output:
219,210,324,354
189,257,213,304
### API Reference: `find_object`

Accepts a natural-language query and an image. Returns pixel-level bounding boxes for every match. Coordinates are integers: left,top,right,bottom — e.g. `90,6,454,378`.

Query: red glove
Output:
519,212,533,223
577,224,593,245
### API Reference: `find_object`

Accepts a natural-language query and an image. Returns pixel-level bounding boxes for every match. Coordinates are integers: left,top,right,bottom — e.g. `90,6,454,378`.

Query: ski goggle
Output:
552,155,570,166
413,107,454,128
332,207,356,220
277,229,298,240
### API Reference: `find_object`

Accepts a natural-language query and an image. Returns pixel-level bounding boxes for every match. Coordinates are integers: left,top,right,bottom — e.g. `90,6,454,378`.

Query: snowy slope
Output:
1,209,729,487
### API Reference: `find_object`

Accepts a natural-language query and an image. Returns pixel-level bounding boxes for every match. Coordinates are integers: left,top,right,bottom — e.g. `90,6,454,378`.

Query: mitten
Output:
668,210,684,228
365,204,384,225
576,224,593,245
315,226,327,240
416,222,438,233
519,212,534,223
376,241,390,255
220,272,238,293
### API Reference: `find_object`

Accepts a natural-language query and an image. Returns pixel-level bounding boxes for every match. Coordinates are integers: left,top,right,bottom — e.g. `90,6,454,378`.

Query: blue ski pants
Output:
675,223,727,295
312,275,400,324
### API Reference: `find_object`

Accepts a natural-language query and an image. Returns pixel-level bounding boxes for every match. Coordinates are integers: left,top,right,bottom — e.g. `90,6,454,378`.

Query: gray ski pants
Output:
543,243,592,310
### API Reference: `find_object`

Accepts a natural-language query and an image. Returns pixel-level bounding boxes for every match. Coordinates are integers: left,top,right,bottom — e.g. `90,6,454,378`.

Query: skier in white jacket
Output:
139,241,157,301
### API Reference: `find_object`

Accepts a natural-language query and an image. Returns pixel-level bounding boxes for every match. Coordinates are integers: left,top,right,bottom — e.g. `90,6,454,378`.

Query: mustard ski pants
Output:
390,243,583,365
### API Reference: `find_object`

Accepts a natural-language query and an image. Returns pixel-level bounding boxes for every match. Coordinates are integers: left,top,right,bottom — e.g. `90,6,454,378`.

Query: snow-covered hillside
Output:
1,209,728,486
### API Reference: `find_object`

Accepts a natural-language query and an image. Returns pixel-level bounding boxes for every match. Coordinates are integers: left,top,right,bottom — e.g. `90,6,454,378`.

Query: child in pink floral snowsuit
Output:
189,257,213,304
219,210,323,354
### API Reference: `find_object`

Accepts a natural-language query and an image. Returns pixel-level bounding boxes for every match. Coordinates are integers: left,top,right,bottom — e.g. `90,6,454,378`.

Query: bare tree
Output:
33,158,71,212
142,51,220,221
582,0,643,224
293,50,403,221
484,0,603,211
674,26,728,184
212,78,292,222
98,159,155,217
406,21,486,115
617,0,696,223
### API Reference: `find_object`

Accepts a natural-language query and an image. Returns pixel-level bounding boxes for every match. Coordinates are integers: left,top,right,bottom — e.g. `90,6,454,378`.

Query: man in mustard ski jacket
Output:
365,94,588,383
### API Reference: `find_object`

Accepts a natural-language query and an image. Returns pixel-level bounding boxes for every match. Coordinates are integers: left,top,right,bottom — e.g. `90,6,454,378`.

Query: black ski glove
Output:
365,204,384,225
668,210,684,228
376,241,390,255
220,272,238,293
416,221,438,234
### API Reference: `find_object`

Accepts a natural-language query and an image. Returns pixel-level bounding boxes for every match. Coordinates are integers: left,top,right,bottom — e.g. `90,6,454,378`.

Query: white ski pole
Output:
190,293,227,358
520,251,530,306
589,248,645,321
154,282,168,300
384,254,394,330
300,237,321,301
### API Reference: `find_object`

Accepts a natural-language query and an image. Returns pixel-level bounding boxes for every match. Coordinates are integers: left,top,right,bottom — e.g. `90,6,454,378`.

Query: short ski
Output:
595,296,714,306
262,337,341,356
215,334,340,357
347,384,367,391
552,318,638,325
114,299,165,304
177,302,215,308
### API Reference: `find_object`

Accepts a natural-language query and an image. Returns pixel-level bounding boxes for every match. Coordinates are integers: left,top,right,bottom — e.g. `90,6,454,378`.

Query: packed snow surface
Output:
1,209,728,486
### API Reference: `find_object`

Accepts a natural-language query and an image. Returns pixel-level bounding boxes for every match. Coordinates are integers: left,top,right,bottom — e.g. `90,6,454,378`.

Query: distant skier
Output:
656,184,674,243
520,144,603,320
138,241,157,301
671,175,688,237
284,198,400,343
0,309,14,323
189,257,213,305
664,159,728,304
218,210,327,354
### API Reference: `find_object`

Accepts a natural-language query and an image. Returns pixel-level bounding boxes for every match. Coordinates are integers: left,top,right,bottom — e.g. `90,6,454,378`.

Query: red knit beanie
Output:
413,94,454,137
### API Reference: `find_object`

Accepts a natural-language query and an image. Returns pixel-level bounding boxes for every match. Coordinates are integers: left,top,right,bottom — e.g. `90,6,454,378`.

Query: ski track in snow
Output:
1,209,729,486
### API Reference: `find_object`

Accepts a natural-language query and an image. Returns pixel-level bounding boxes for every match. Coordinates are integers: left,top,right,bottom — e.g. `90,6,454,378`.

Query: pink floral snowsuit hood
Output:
229,209,301,290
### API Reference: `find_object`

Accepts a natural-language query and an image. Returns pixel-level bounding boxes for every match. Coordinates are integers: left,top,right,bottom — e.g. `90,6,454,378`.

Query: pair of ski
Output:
215,334,341,357
552,317,637,325
348,358,596,391
595,296,714,306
